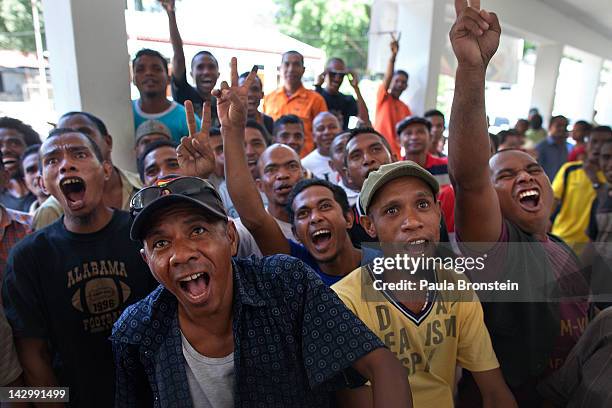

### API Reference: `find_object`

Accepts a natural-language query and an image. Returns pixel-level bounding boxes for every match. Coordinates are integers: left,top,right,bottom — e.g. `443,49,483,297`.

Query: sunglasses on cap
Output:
129,176,222,214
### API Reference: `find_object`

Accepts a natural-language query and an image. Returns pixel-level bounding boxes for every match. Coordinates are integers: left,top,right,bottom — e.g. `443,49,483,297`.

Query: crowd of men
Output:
1,0,611,406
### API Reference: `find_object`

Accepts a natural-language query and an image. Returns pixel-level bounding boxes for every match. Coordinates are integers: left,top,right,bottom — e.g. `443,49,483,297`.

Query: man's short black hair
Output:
497,129,521,145
137,139,178,182
133,48,168,74
45,128,105,164
424,109,445,121
549,115,568,128
246,119,270,145
60,111,109,136
239,71,263,88
21,144,41,164
273,114,304,136
393,70,409,79
344,127,393,165
0,116,42,146
191,50,218,69
530,113,543,130
326,57,345,66
209,127,221,137
282,50,304,66
286,178,350,224
573,120,592,131
592,125,612,135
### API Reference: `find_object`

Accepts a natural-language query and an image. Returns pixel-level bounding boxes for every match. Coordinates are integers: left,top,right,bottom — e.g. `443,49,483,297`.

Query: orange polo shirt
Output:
374,84,412,158
263,85,328,156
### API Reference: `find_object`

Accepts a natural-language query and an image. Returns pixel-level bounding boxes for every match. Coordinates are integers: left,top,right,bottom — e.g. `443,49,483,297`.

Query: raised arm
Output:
214,59,290,255
160,0,186,79
447,0,502,243
382,34,399,91
349,71,371,127
176,100,215,179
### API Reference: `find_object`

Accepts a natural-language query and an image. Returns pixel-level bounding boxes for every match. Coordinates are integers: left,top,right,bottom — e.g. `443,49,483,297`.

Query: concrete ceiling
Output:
538,0,612,39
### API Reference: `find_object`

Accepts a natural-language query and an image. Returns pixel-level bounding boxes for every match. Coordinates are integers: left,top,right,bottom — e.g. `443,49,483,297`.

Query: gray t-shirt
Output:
181,332,235,408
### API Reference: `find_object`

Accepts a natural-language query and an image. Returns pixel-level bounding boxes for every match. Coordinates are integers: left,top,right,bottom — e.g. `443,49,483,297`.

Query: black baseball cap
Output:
130,176,228,241
396,116,432,136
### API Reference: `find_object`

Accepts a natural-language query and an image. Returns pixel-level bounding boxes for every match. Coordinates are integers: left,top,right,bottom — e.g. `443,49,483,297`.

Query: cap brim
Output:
130,194,227,241
362,167,439,213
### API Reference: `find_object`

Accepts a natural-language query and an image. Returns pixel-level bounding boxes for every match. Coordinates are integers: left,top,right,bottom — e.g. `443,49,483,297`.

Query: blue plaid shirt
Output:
111,255,384,407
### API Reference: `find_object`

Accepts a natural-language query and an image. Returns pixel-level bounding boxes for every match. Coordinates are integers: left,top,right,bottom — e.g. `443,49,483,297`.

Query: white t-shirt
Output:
301,149,336,182
338,179,360,207
181,333,234,408
232,217,263,258
218,180,268,219
274,216,296,242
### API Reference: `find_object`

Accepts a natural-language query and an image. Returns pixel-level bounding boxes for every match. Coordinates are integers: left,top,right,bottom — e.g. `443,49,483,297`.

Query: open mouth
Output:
60,177,87,210
311,228,333,252
402,239,430,256
274,183,293,195
178,272,211,300
198,78,214,88
2,156,18,168
517,189,541,211
247,158,258,168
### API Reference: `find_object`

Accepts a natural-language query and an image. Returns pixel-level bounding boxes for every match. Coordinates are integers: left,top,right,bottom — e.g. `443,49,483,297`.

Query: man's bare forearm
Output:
166,10,185,78
222,126,266,227
353,348,413,408
448,66,490,190
354,88,371,126
16,338,64,407
382,56,396,91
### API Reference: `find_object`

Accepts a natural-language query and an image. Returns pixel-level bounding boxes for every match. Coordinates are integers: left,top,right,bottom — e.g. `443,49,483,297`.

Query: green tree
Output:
274,0,370,71
0,0,44,52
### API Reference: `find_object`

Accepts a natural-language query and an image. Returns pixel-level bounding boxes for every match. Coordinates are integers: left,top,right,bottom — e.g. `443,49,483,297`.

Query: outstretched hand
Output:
450,0,501,70
390,32,400,57
177,100,215,179
315,70,326,87
212,57,258,129
348,70,359,89
158,0,175,13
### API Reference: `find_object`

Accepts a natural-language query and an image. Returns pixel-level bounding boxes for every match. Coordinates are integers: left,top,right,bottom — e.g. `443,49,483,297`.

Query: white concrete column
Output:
572,53,603,122
41,0,135,171
368,0,450,115
530,43,563,124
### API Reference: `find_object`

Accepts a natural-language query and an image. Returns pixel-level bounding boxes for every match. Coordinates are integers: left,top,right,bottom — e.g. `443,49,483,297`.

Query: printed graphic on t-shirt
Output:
374,300,456,375
67,260,135,333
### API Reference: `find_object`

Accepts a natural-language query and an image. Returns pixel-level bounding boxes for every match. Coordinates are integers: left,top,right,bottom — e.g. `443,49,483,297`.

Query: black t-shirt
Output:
0,189,36,212
315,86,358,130
262,113,274,136
171,71,219,127
2,210,158,407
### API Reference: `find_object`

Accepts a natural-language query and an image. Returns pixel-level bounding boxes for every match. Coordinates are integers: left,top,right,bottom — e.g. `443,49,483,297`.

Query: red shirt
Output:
374,84,412,158
405,154,455,232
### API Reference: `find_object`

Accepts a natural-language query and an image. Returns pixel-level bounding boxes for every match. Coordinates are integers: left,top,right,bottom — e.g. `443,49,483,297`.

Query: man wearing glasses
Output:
112,61,413,406
314,57,371,129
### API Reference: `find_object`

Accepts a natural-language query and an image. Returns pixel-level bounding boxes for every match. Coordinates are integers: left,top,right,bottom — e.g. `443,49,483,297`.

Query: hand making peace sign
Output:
450,0,501,70
212,57,259,130
177,100,215,179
